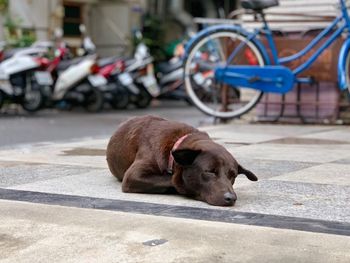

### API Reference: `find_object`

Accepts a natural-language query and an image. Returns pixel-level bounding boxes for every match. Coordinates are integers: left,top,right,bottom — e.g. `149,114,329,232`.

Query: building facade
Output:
2,0,340,57
0,0,236,56
0,0,146,56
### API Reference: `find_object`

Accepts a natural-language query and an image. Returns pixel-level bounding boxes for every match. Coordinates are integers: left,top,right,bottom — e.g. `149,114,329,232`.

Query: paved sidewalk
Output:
1,122,350,262
1,200,350,263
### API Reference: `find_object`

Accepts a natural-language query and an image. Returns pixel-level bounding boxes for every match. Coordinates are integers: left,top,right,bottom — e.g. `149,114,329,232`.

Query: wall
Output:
0,0,144,54
8,0,61,40
89,0,144,57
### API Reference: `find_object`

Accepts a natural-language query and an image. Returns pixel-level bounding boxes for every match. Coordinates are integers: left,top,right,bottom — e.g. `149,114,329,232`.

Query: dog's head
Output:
171,140,257,206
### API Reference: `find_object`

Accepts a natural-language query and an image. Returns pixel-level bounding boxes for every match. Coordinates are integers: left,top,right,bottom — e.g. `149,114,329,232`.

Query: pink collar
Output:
167,134,190,174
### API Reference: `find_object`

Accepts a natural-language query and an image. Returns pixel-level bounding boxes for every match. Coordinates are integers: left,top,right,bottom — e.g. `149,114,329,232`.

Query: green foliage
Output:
3,15,36,47
0,0,8,13
15,33,36,47
0,0,35,47
3,15,20,31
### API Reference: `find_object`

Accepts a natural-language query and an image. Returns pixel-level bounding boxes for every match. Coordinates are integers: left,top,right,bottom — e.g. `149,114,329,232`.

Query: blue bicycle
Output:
183,0,350,119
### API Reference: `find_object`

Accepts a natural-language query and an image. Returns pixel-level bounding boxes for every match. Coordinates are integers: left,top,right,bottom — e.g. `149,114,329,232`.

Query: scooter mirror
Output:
79,24,86,34
77,48,85,57
54,28,63,39
83,37,96,54
135,30,143,41
135,43,148,60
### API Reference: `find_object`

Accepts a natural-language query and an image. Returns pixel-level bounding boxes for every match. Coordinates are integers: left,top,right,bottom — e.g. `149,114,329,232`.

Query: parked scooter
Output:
40,28,107,112
125,40,189,107
116,31,159,109
0,47,51,112
52,57,106,112
97,57,130,109
70,24,130,110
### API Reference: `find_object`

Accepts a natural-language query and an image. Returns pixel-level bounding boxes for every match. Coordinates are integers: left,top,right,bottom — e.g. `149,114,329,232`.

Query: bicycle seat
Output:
241,0,279,11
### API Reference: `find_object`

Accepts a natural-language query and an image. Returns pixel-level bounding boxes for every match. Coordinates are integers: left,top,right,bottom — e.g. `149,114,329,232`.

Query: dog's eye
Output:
204,169,217,175
202,171,217,180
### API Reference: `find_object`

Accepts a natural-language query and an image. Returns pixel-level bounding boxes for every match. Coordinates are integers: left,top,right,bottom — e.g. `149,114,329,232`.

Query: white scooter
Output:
42,27,107,112
0,48,52,112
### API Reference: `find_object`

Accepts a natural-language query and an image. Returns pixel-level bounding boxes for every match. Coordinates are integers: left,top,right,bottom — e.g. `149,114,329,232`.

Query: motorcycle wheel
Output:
21,89,43,112
84,87,104,112
134,86,152,109
110,85,129,110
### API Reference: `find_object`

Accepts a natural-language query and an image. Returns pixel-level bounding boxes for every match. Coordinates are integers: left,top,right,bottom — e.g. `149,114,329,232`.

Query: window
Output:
63,2,82,37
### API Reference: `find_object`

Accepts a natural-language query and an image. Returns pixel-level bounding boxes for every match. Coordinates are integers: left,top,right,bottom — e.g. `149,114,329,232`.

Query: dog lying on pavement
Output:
106,115,258,206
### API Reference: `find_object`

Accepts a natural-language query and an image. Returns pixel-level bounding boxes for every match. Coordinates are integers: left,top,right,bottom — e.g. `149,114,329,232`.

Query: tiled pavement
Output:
1,124,350,221
1,123,350,262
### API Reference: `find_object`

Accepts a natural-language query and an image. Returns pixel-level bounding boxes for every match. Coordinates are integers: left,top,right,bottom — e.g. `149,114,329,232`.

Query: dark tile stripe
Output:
0,188,349,236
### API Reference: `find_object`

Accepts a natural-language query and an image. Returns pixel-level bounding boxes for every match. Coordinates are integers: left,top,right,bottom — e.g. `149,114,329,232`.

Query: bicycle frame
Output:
191,0,350,94
263,0,350,78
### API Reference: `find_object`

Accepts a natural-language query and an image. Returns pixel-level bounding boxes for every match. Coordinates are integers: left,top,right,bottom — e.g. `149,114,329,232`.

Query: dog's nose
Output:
224,192,237,205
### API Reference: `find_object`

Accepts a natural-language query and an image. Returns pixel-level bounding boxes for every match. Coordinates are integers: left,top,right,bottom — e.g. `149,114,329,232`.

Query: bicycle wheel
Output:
345,50,350,94
183,28,266,119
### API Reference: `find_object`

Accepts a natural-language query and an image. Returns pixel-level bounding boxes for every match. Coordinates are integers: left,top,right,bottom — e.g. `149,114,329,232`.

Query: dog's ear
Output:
172,149,201,166
238,164,258,181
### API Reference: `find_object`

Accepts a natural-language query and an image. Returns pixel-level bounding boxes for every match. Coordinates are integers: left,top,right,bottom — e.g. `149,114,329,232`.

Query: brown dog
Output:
106,115,257,206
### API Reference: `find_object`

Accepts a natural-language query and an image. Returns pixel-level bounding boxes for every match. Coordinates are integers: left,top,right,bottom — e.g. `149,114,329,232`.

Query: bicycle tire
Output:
345,49,350,94
183,28,266,119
